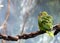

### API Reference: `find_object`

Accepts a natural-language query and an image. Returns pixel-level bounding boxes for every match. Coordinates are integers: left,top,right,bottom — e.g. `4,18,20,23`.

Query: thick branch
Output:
0,24,60,41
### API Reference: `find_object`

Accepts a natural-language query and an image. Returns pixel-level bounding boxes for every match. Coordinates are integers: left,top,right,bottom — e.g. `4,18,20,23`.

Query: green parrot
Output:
38,11,54,37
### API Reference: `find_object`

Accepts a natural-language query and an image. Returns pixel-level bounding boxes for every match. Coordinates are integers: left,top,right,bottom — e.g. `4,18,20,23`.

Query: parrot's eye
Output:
38,12,42,16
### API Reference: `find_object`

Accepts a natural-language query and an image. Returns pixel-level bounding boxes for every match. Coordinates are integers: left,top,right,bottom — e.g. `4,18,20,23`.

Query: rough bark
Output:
0,24,60,41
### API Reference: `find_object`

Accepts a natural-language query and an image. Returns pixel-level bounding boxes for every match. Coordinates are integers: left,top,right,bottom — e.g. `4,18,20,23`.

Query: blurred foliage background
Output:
0,0,60,43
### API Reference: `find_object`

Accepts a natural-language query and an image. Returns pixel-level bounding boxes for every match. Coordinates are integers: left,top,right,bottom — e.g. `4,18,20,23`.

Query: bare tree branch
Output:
0,24,60,41
2,0,10,43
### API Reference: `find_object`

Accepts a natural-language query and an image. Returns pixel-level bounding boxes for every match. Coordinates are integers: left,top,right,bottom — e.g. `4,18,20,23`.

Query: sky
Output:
0,0,60,43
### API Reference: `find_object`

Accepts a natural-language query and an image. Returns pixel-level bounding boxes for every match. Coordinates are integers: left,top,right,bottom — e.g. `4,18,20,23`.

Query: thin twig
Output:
2,0,10,43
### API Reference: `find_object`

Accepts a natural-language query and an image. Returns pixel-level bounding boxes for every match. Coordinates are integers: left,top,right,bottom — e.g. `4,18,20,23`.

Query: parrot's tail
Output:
46,31,54,37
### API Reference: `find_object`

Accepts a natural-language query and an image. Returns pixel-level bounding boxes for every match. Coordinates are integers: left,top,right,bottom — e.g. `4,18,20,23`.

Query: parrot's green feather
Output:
38,11,54,37
46,31,54,37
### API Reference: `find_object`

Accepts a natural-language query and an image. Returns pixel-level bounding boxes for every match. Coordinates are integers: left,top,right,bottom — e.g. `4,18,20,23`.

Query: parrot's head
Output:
38,11,48,17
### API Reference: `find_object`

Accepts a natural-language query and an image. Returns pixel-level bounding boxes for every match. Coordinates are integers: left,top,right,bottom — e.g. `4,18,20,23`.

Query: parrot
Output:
38,11,54,37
